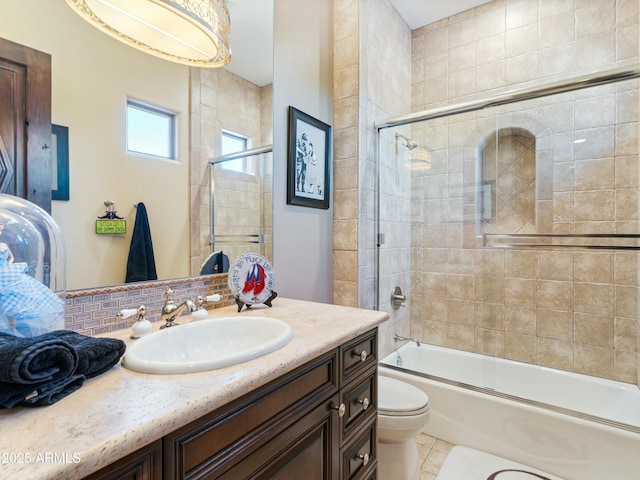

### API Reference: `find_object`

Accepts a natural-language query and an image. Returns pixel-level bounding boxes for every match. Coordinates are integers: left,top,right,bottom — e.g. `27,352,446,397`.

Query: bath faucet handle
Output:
117,308,138,320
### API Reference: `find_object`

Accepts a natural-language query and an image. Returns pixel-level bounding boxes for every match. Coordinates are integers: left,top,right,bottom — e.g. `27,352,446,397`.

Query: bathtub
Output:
380,343,640,480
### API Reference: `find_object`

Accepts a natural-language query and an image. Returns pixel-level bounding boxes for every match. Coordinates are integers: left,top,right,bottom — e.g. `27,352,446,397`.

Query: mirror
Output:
0,0,273,290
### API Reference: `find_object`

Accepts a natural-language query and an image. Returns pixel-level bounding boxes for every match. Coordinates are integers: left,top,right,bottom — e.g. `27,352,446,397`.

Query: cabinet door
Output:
218,394,340,480
84,440,162,480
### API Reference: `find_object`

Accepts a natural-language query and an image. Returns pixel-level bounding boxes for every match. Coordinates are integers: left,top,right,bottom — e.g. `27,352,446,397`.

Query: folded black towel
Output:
0,332,78,385
0,374,85,408
48,331,126,379
0,330,125,408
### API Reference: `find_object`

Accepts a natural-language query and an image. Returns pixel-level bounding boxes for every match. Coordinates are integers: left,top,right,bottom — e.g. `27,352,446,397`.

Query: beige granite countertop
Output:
0,298,388,480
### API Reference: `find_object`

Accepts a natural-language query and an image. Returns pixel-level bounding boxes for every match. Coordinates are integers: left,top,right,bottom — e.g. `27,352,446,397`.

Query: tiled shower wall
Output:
333,0,413,357
408,0,639,383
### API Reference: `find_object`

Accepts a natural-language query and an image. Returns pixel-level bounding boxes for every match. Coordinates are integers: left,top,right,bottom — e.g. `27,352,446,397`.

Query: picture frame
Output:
51,124,69,201
287,106,331,209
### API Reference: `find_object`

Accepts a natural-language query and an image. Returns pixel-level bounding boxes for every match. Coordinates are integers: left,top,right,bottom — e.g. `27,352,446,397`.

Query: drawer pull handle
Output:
357,397,370,410
333,403,346,417
358,453,370,466
353,350,367,362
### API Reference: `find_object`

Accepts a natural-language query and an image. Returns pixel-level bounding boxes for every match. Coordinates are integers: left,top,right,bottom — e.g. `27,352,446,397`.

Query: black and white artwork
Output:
287,107,331,209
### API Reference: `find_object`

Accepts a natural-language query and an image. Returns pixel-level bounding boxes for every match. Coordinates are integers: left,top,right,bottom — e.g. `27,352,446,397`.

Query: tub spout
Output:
394,334,421,347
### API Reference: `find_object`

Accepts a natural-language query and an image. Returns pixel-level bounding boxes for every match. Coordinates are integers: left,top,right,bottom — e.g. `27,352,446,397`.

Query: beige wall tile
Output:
614,349,637,383
538,337,573,370
615,284,638,318
539,12,574,49
575,283,614,316
575,313,614,346
574,190,614,221
537,309,573,341
446,323,475,350
615,316,638,350
539,251,573,281
506,0,538,30
475,327,505,356
505,305,536,334
576,0,615,39
475,302,505,330
574,252,613,283
505,277,536,306
447,298,475,325
504,332,537,363
574,343,613,378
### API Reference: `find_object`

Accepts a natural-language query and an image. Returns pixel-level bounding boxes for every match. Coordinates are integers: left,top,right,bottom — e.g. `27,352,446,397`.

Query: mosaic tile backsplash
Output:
65,275,234,336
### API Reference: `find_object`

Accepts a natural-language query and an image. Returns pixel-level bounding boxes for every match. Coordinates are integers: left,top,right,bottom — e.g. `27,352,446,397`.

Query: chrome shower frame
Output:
373,64,640,310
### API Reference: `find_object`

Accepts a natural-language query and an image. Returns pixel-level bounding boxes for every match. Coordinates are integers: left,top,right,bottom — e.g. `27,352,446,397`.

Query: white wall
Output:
0,1,191,289
273,0,334,303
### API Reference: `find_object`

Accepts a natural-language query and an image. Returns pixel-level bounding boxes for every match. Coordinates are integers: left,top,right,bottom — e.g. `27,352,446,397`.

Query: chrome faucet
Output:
394,334,421,347
160,289,196,329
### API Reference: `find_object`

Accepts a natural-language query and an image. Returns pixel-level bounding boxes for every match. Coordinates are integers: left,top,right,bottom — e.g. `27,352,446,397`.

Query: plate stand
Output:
235,291,278,312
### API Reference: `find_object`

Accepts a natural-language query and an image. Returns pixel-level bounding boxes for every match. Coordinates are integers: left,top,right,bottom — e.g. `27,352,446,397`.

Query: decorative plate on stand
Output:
228,253,277,311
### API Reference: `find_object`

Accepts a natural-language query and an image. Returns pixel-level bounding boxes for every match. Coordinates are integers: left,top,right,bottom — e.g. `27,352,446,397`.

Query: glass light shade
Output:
65,0,231,67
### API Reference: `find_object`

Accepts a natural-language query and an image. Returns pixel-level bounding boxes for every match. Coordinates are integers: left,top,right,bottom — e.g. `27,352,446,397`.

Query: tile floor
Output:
416,433,455,479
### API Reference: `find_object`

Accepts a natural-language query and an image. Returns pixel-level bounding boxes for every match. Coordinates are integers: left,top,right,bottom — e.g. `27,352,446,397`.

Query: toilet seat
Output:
378,375,429,417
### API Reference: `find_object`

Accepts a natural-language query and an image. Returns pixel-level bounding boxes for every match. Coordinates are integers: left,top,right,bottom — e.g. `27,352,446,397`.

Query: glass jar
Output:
0,194,66,337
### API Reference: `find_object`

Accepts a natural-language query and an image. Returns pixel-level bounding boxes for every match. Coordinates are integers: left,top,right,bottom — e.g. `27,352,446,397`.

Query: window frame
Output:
220,130,254,174
126,98,177,160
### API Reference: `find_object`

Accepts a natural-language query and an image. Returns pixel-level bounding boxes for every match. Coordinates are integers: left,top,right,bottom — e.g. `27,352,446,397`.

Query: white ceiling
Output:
223,0,274,87
388,0,493,30
224,0,492,87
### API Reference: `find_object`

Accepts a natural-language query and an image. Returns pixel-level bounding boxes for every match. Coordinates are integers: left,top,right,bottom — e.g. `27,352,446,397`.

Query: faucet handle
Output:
117,308,138,320
206,294,221,302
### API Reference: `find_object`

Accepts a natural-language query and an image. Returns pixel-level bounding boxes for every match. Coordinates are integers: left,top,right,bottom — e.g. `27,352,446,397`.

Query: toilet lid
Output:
378,375,429,416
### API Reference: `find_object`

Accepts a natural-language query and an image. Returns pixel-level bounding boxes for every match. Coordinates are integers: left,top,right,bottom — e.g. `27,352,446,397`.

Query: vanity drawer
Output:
340,329,377,385
341,368,377,443
341,418,377,480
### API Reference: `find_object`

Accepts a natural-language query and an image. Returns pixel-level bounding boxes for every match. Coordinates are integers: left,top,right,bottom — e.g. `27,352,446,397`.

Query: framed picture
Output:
51,124,69,201
287,106,331,209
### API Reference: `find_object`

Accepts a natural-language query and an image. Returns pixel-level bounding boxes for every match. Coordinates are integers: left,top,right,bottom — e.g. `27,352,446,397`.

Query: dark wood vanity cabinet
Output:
86,329,378,480
84,440,162,480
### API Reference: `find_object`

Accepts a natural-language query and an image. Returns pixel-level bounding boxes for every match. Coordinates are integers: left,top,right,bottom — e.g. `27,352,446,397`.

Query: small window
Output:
221,131,254,174
127,99,176,159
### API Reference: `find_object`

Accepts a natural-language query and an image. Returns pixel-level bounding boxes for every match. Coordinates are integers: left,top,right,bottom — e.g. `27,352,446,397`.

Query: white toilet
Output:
377,373,431,480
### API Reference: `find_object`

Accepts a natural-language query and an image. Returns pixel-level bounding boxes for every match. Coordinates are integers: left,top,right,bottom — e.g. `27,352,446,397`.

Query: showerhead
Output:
395,133,418,150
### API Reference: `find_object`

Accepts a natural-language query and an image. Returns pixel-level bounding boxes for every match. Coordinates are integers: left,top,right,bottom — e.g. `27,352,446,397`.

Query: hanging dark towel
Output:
126,202,157,283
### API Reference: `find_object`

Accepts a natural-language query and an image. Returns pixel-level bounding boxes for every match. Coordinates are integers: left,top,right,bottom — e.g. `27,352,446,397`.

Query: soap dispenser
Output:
119,305,152,339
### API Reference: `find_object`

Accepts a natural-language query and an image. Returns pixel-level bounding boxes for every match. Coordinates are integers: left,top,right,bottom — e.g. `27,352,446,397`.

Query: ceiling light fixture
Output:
65,0,231,67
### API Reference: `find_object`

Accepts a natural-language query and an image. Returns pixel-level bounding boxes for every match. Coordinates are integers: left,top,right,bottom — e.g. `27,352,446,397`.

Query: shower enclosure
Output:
202,146,273,273
375,65,640,386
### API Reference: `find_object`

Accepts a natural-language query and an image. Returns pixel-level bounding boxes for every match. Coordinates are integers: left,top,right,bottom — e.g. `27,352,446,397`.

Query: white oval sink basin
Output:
121,316,293,374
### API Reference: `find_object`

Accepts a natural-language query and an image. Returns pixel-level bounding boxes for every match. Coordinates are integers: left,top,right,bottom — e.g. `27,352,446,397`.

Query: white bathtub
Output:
380,343,640,480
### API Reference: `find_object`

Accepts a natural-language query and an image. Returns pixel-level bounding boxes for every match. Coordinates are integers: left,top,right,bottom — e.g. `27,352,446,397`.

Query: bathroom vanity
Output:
0,298,386,480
